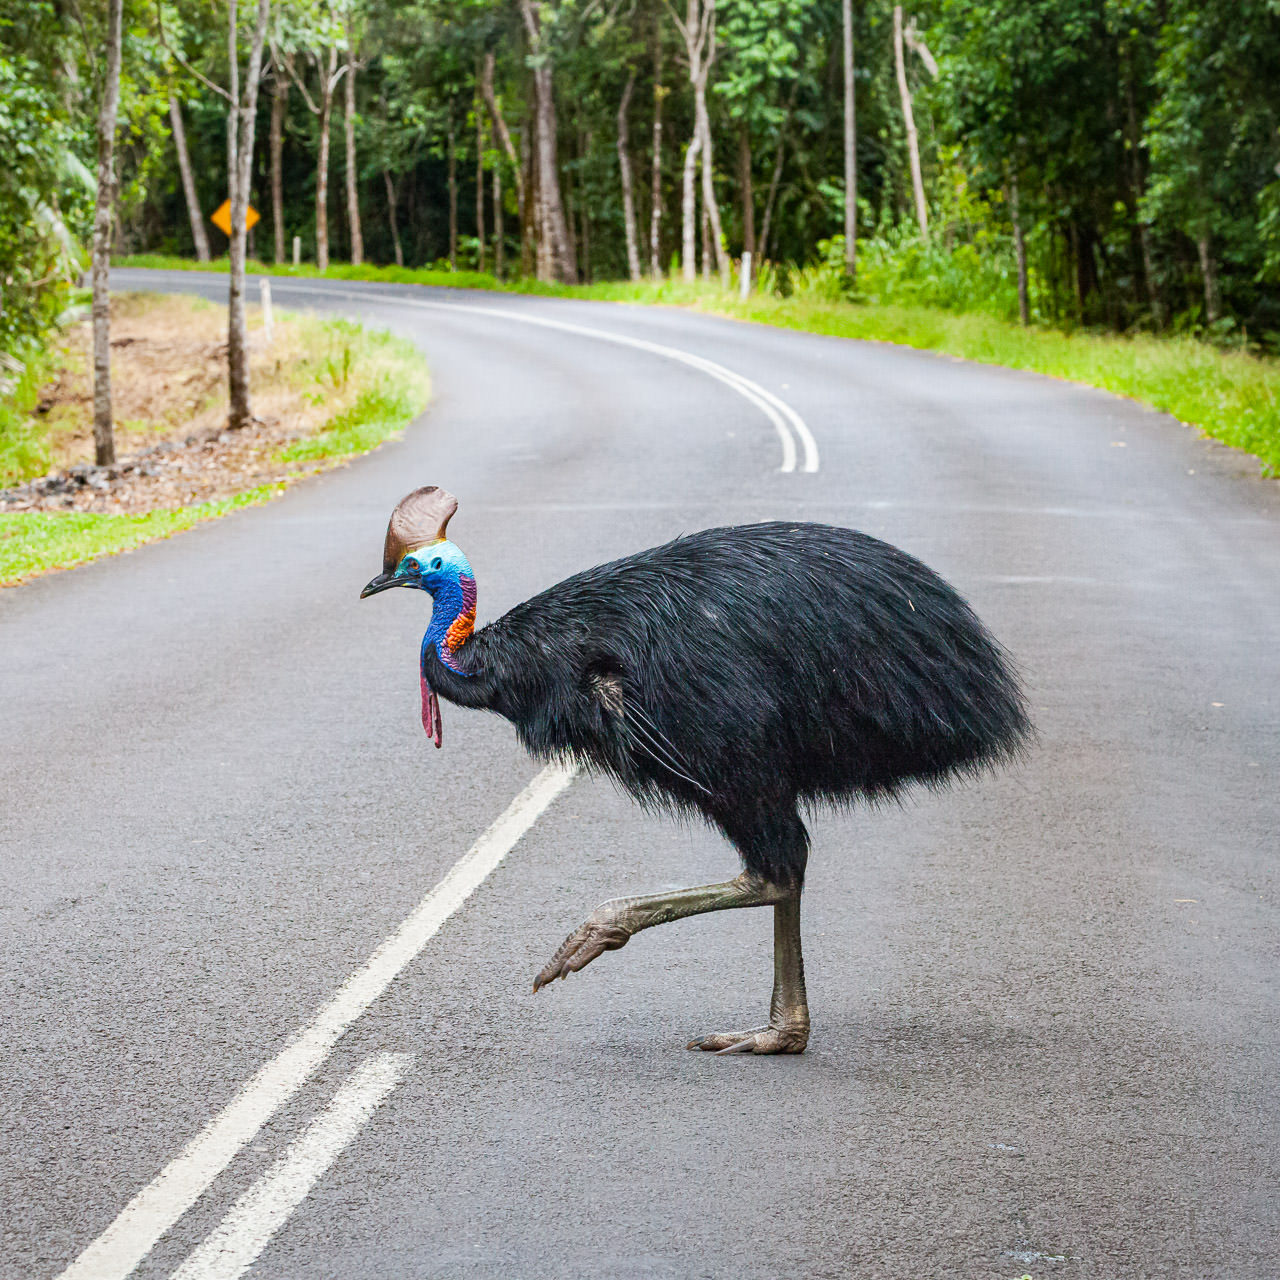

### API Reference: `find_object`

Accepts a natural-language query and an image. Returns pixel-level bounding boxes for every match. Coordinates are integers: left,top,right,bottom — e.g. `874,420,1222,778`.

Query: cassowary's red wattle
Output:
363,486,1032,1055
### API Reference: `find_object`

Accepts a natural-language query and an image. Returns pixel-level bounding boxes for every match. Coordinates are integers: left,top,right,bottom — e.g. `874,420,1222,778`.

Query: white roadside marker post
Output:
740,251,752,300
292,235,301,267
259,278,273,344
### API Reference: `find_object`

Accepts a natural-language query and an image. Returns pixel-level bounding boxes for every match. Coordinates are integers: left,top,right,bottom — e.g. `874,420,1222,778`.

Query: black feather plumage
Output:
423,521,1031,886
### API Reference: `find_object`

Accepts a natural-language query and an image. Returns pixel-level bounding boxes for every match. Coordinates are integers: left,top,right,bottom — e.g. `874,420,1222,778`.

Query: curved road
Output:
3,271,1278,1279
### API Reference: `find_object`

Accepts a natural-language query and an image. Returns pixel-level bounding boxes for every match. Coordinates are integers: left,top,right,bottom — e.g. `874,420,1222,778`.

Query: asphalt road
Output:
3,270,1278,1280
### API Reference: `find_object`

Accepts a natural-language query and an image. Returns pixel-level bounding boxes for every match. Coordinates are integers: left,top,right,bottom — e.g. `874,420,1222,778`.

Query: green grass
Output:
0,484,283,582
1,305,430,586
120,252,1280,476
277,386,417,463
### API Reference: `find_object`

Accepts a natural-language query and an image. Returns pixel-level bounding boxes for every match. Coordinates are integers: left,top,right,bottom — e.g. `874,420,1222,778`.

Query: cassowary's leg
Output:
532,871,809,1055
532,871,785,988
688,889,810,1055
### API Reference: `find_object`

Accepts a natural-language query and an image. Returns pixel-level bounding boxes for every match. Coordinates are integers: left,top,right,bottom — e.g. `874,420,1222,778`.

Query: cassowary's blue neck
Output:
422,568,477,674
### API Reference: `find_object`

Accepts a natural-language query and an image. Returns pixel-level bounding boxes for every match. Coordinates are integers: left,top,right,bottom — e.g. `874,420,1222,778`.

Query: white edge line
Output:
250,279,818,475
57,762,577,1280
170,1052,411,1280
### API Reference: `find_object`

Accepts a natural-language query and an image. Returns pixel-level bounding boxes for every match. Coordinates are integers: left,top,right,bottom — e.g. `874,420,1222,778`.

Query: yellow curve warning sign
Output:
210,199,260,236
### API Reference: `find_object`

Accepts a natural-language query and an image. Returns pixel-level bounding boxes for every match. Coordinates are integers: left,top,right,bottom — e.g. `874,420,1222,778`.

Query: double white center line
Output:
246,279,822,474
58,764,578,1280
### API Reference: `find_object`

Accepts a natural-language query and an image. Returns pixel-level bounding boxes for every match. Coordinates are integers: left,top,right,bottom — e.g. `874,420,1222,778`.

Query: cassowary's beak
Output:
360,571,413,599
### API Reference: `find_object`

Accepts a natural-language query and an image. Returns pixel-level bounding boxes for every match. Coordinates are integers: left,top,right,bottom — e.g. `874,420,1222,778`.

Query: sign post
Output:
260,278,273,343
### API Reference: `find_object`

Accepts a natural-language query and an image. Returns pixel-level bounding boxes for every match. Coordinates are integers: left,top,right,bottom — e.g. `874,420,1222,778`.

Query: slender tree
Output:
519,0,575,282
1008,167,1029,324
475,79,486,272
160,0,271,426
91,0,124,466
169,93,211,262
383,168,403,266
893,4,927,237
617,68,641,281
649,26,665,276
841,0,855,278
492,150,504,276
758,77,798,263
284,36,346,270
227,0,271,429
672,0,726,282
343,12,363,265
447,107,458,269
268,52,290,262
479,50,526,271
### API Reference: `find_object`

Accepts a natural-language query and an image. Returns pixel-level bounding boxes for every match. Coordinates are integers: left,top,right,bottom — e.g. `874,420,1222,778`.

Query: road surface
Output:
3,270,1278,1279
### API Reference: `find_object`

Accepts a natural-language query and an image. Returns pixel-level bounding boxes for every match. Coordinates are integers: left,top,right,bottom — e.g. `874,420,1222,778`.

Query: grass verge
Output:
0,485,283,583
1,297,429,586
120,253,1280,476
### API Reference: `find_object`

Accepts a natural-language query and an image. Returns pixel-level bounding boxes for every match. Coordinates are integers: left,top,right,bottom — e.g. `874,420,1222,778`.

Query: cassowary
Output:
362,486,1030,1054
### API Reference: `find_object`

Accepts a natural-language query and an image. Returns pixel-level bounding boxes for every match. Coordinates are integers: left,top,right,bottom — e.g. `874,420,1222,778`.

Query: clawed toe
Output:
687,1025,808,1055
533,916,630,992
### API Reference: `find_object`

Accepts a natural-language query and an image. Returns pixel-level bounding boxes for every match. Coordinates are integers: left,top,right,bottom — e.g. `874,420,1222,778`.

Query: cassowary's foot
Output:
532,908,630,991
687,1022,809,1055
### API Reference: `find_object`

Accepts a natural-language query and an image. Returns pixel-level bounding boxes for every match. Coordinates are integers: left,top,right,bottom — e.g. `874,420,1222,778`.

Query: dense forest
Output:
4,0,1280,366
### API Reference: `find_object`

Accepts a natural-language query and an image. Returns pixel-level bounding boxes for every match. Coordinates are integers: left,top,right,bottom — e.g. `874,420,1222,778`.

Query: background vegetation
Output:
0,295,429,582
3,0,1279,476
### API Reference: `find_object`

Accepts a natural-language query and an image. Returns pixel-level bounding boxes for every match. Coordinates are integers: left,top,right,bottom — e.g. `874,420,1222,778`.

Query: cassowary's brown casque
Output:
381,485,458,574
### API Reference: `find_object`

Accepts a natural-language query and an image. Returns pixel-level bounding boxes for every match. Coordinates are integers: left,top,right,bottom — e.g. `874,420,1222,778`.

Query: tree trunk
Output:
383,170,404,266
527,118,544,278
227,0,270,431
447,112,458,270
738,125,754,260
475,87,486,273
169,93,211,263
479,50,527,253
695,84,728,284
315,47,336,271
617,70,641,281
842,0,856,277
1196,232,1221,324
578,137,591,282
521,120,534,276
493,159,504,277
700,200,711,280
758,79,797,262
681,126,702,281
893,5,927,238
649,32,665,277
268,69,287,263
696,100,727,285
519,0,576,283
344,32,362,265
92,0,124,466
1009,169,1029,325
672,1,725,283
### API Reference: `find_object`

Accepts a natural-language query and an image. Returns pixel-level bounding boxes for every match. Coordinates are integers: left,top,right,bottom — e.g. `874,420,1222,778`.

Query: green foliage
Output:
0,343,64,486
0,6,92,362
277,385,413,462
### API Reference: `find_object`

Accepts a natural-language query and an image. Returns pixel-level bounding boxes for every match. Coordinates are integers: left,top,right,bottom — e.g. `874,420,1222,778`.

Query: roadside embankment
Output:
0,291,429,585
